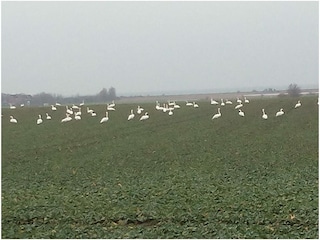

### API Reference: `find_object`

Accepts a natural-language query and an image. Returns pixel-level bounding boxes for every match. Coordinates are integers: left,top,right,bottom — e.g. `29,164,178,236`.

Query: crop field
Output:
2,96,318,238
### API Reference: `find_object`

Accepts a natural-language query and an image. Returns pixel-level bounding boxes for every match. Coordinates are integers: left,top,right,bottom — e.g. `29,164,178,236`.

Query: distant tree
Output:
98,88,108,102
31,92,55,106
108,87,117,100
287,83,301,97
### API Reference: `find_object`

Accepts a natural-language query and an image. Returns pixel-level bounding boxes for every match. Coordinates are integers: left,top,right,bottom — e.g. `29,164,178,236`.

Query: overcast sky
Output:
2,1,319,96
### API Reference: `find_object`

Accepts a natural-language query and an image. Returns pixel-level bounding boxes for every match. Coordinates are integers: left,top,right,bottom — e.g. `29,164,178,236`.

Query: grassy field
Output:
2,96,318,238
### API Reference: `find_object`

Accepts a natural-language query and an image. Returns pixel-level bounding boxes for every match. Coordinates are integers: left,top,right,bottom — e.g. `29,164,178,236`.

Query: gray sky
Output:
2,1,319,96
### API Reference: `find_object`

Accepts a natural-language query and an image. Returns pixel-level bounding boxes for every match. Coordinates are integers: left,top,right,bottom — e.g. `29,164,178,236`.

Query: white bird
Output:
220,99,225,106
168,101,175,106
140,112,149,121
294,100,301,109
75,109,82,116
107,104,116,111
174,103,181,109
212,108,221,120
61,114,72,123
66,106,73,115
9,104,16,109
46,113,52,120
10,115,17,123
72,104,79,110
193,102,199,108
276,108,285,117
75,115,81,120
20,104,25,107
137,106,144,114
87,107,93,114
262,109,268,120
100,112,109,123
37,115,43,125
238,109,245,117
157,105,164,111
155,101,161,110
244,97,250,103
162,104,168,113
225,99,233,105
91,112,97,117
128,109,135,120
237,98,242,104
109,100,116,108
56,102,61,106
51,105,57,111
79,100,85,106
168,109,174,116
235,103,243,110
210,98,219,105
186,101,193,106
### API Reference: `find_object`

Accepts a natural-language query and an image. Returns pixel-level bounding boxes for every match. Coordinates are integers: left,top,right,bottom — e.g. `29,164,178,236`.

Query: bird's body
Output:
220,99,225,106
75,109,81,116
137,106,144,114
72,104,79,110
186,101,193,106
65,106,73,115
162,104,168,113
10,115,17,123
238,109,245,117
75,115,81,120
91,112,97,117
235,104,243,110
107,104,115,111
109,101,115,108
225,100,233,105
262,109,268,120
87,107,93,114
100,112,109,123
128,110,135,120
168,109,173,116
193,102,199,108
212,108,221,120
46,113,52,120
276,108,285,117
37,115,43,125
61,114,72,123
174,103,181,109
211,99,219,105
244,97,250,103
155,101,161,110
51,105,57,111
168,101,175,106
294,100,301,109
140,112,149,121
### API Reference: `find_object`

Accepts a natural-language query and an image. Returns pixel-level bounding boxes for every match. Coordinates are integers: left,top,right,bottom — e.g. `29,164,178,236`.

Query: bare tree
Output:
108,87,117,100
287,83,301,97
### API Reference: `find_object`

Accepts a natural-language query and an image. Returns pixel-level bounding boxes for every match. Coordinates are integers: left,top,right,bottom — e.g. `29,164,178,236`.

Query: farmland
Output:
2,96,318,238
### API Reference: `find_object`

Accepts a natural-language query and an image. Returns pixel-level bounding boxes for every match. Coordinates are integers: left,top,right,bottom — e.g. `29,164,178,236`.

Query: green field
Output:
2,96,318,238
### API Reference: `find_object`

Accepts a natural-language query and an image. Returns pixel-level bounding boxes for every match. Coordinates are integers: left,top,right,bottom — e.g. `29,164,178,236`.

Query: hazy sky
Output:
2,1,319,96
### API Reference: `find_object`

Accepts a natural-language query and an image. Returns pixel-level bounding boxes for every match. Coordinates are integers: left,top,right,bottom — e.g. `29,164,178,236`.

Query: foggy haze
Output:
2,1,319,97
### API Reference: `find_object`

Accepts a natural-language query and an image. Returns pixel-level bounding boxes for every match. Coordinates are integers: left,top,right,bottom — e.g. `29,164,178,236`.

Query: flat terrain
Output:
2,95,318,238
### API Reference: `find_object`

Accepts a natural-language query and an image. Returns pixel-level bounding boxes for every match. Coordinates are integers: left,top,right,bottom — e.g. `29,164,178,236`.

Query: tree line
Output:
2,87,117,107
